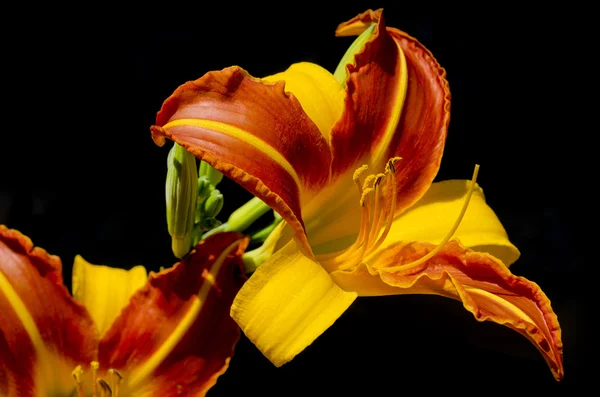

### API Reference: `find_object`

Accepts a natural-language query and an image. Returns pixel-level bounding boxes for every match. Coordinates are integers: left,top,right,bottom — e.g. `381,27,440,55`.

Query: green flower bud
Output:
197,176,212,203
203,189,224,219
171,233,192,260
166,143,198,258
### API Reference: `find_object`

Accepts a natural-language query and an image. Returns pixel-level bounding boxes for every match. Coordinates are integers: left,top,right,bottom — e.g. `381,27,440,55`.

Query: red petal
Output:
334,9,450,214
98,232,248,395
0,225,98,392
151,67,333,253
332,239,563,380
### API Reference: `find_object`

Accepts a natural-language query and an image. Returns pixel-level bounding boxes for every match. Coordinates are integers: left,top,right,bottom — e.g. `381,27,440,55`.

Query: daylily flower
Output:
0,224,248,396
150,9,564,380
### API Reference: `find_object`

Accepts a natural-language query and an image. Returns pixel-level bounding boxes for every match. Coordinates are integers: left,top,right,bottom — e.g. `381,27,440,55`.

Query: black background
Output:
1,3,582,395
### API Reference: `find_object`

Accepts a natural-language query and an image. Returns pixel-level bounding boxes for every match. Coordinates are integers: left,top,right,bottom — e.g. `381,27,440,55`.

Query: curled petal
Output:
231,240,357,366
152,67,333,254
331,239,563,381
334,9,450,214
98,232,248,395
0,225,97,395
72,255,147,336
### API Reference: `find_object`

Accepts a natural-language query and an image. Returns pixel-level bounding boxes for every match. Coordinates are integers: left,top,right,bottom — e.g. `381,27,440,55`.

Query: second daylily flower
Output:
150,9,564,380
0,225,247,396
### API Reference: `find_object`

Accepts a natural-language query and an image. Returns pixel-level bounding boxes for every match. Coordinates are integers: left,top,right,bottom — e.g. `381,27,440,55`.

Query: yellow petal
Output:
262,62,345,143
231,240,357,366
72,255,147,336
371,180,520,266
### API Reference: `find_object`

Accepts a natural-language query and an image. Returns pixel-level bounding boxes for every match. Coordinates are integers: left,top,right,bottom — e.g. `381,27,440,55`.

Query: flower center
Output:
72,362,123,397
319,159,480,273
319,157,401,272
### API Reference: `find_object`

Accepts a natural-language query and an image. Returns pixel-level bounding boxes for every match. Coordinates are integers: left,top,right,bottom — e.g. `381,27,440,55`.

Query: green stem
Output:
242,246,271,274
201,196,271,239
228,196,271,232
250,211,282,244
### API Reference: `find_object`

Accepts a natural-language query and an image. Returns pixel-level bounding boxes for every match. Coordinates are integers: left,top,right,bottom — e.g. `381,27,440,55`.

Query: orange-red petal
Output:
97,232,248,395
0,225,98,394
331,239,563,381
334,9,450,214
151,67,333,254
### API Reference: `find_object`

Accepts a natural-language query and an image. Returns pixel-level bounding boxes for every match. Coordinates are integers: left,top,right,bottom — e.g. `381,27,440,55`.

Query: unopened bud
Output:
203,189,224,219
166,143,198,258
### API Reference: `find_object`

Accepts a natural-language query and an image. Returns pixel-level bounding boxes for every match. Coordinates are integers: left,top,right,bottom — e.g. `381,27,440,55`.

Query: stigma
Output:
72,362,123,397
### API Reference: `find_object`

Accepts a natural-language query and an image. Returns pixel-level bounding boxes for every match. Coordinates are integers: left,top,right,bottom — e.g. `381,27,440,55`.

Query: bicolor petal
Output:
0,225,98,396
262,62,345,144
97,232,248,396
72,255,147,336
330,239,563,381
333,9,450,215
231,240,357,366
151,67,333,254
378,180,520,266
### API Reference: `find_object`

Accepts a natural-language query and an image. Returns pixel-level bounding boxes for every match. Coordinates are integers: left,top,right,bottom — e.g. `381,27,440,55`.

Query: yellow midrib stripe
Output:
371,41,408,167
0,270,46,351
163,119,303,189
464,286,532,323
128,239,243,388
0,268,54,397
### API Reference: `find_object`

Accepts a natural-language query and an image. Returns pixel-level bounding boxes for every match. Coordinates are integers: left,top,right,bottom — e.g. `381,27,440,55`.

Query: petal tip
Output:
335,9,383,37
150,125,167,146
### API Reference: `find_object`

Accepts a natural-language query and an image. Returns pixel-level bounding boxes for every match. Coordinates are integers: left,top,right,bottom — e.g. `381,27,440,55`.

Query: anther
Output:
353,164,370,196
374,175,383,186
353,164,369,183
91,361,100,397
72,365,85,397
98,379,112,397
386,157,402,174
359,175,377,206
109,369,123,397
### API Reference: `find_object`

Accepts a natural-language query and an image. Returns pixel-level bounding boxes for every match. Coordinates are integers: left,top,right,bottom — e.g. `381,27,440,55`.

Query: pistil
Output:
376,164,480,273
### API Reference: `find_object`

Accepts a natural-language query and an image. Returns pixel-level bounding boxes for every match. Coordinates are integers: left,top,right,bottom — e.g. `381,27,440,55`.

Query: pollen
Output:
71,362,124,397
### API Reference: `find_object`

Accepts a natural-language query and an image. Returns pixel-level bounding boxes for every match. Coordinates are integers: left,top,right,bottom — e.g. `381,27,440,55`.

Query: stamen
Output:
71,365,85,397
351,164,370,201
378,164,480,273
365,162,398,256
322,157,402,272
353,164,369,185
387,158,397,174
367,173,386,245
91,361,100,397
98,379,112,397
359,175,377,207
109,369,123,397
